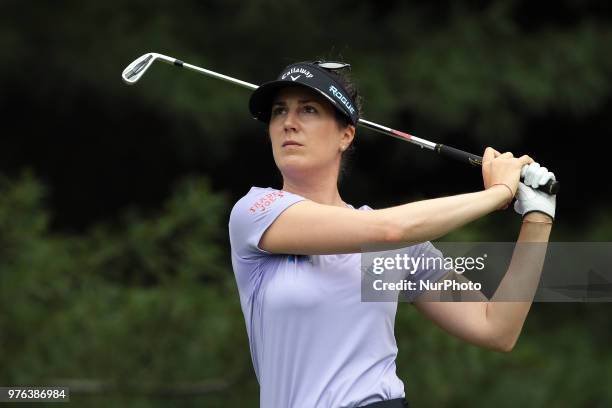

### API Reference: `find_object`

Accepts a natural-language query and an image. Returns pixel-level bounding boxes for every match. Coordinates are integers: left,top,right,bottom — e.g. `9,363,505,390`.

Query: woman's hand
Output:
513,163,557,220
481,147,534,208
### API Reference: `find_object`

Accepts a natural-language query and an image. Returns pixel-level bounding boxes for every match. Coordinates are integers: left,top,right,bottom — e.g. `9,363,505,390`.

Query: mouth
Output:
282,141,303,147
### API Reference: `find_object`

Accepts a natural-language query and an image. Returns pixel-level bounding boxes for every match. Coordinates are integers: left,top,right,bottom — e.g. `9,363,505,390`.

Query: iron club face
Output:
121,53,177,84
121,53,157,84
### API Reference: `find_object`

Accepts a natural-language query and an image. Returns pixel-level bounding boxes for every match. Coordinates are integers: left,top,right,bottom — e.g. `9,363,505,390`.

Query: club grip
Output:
436,144,559,195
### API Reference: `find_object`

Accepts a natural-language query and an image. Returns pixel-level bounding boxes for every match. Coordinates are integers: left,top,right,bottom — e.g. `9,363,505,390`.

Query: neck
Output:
282,170,345,207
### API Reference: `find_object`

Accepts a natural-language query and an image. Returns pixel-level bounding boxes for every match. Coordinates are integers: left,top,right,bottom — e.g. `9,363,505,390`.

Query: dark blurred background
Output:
1,1,611,407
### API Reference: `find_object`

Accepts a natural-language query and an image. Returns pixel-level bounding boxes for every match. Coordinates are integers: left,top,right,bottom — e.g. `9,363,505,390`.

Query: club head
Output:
121,53,158,85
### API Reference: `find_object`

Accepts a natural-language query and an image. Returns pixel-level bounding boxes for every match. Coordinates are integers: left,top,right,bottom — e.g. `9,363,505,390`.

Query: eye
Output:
302,105,318,114
271,106,286,117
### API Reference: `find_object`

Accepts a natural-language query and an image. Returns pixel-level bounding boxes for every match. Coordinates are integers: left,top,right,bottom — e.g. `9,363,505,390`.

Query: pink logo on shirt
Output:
249,191,286,214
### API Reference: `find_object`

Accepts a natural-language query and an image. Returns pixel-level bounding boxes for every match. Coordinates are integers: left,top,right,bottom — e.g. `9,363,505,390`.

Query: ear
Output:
339,125,355,151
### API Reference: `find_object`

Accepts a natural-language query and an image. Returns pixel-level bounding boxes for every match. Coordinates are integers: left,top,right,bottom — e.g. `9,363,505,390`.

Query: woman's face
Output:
268,86,354,180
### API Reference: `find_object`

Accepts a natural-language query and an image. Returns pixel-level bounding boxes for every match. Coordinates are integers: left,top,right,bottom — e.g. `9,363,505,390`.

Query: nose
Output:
283,108,298,133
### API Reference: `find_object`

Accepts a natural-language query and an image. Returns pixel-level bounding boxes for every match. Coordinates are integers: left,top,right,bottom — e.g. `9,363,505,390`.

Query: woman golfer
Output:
229,60,556,408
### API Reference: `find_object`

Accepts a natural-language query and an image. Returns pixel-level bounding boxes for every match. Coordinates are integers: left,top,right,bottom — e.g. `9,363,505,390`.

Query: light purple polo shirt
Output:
229,187,448,408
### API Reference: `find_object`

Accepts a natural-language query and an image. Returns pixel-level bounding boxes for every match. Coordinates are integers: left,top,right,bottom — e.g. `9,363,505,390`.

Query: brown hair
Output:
324,66,363,185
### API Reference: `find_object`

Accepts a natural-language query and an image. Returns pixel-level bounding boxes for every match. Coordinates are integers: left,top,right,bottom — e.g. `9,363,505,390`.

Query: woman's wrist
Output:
522,211,554,224
485,184,513,210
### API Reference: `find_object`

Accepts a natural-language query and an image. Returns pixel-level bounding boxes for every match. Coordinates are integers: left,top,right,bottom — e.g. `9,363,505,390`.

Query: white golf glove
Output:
513,162,556,219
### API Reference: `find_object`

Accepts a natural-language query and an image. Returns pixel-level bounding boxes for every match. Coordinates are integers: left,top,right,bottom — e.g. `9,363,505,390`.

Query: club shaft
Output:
155,54,259,91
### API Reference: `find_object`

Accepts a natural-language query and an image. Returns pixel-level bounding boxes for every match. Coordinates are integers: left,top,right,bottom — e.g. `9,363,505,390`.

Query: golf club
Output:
122,52,559,195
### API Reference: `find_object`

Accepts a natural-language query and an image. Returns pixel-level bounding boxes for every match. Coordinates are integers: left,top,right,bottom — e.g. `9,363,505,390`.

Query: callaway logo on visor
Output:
281,67,314,81
248,61,360,125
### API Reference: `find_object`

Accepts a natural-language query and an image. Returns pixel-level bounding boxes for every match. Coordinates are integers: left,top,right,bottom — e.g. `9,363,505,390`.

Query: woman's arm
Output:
260,186,511,255
261,148,532,255
412,211,552,352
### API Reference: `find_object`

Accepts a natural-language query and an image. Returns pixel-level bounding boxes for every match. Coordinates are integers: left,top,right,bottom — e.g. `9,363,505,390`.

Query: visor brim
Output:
249,80,353,124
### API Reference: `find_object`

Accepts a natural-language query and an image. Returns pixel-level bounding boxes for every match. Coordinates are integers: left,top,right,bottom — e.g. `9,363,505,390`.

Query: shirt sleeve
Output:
403,241,453,303
229,188,307,260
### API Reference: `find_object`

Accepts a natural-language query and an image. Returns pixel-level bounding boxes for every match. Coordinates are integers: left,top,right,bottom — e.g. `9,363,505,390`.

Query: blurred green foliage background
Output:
1,0,611,406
